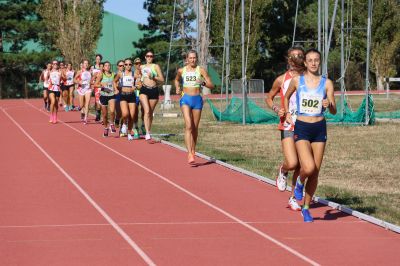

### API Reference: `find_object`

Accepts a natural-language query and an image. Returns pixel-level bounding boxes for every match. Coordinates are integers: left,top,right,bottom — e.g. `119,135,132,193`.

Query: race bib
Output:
299,93,323,115
50,73,60,85
103,83,113,92
184,73,198,87
123,76,134,87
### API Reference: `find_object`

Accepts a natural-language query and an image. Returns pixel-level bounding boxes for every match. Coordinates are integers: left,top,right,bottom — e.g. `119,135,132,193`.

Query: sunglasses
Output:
289,54,304,59
134,62,141,65
145,55,154,58
118,64,124,67
125,63,132,66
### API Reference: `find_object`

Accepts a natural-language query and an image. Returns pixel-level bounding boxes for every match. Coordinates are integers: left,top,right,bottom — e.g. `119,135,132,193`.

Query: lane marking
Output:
1,107,155,266
25,100,320,266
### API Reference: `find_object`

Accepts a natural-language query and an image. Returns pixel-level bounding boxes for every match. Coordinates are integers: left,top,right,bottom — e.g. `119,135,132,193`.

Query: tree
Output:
0,0,57,98
370,0,400,90
38,0,105,68
133,0,195,84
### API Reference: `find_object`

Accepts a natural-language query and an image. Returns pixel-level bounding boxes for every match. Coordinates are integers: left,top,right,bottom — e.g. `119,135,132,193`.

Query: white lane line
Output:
1,108,156,266
25,100,320,266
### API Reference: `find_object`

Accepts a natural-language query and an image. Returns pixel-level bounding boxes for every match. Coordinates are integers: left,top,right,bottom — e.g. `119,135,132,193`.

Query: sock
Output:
297,177,303,185
303,204,309,210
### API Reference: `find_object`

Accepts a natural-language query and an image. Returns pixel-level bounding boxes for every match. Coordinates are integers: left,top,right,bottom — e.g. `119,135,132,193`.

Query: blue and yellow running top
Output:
296,75,327,117
182,66,201,88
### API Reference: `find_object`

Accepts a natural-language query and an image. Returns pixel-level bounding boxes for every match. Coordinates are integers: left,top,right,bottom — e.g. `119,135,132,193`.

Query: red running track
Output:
0,99,399,265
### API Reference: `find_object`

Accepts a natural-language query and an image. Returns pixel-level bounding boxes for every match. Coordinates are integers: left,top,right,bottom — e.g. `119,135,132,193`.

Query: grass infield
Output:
151,94,400,226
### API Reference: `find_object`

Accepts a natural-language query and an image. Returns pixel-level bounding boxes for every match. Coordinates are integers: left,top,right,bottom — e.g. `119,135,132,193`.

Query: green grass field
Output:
150,93,400,226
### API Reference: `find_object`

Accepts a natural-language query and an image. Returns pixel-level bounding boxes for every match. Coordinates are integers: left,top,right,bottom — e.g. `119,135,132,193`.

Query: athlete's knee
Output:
301,164,316,177
285,161,298,171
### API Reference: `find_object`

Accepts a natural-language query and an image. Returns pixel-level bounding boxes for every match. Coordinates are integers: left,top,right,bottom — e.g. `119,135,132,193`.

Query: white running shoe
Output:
127,134,134,141
276,165,288,192
145,133,151,141
288,196,301,211
121,123,127,135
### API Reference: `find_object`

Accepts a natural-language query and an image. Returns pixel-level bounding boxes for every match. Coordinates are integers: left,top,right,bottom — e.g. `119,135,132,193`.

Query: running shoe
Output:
294,179,304,201
141,125,146,135
145,133,151,141
53,113,57,124
103,128,109,137
276,165,288,192
110,124,116,133
95,111,101,122
121,123,127,134
301,208,314,223
133,128,140,139
127,134,134,141
288,197,301,211
64,105,69,112
80,113,85,121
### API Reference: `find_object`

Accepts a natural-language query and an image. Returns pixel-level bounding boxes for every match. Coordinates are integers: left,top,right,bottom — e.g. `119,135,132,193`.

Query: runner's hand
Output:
285,112,293,125
176,87,181,95
278,108,285,117
322,99,329,108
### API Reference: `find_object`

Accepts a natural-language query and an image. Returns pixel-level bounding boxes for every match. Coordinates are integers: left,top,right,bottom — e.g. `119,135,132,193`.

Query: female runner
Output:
266,46,305,211
48,60,65,123
140,50,164,140
113,58,141,141
74,59,92,124
174,50,214,164
284,48,336,222
95,61,117,137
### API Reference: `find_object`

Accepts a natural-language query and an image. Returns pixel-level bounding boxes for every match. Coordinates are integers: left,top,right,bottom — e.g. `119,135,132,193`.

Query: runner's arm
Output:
200,67,214,90
284,77,298,124
175,68,183,95
266,75,283,114
324,78,337,114
153,64,165,84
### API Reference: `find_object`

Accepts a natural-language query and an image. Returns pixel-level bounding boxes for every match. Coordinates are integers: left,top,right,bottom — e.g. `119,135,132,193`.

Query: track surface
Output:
0,99,399,265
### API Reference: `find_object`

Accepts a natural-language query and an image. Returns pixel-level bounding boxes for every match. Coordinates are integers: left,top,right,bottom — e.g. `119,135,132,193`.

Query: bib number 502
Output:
302,99,319,108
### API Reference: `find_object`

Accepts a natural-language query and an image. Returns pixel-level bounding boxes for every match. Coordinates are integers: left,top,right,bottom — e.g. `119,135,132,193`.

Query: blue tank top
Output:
296,75,327,117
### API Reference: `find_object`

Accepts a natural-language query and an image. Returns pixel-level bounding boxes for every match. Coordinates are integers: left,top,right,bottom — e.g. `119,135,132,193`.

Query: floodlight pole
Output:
365,0,372,125
340,0,345,121
323,0,328,76
165,0,177,86
318,0,321,52
241,0,246,125
225,0,230,104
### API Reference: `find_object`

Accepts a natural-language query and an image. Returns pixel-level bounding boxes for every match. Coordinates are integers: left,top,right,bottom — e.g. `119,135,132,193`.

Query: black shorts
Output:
280,130,295,140
100,95,116,106
61,84,74,91
294,119,327,143
140,85,159,100
120,92,136,103
48,90,61,98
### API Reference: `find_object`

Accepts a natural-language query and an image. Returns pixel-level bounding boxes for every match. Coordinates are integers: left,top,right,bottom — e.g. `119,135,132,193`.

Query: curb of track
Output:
159,139,400,234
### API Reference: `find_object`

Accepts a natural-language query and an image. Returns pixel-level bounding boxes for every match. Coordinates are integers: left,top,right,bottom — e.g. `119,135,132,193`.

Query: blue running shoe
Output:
294,180,304,201
301,208,314,223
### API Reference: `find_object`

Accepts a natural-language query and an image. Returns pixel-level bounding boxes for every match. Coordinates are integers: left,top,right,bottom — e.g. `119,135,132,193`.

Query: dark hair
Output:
186,49,198,58
95,54,103,60
117,60,124,65
124,58,132,63
145,49,154,55
304,48,321,59
103,61,111,65
287,46,304,56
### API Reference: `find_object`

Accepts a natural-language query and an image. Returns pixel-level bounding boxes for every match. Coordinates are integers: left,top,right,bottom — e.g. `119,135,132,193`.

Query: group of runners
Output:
39,49,214,162
39,46,335,223
267,47,336,222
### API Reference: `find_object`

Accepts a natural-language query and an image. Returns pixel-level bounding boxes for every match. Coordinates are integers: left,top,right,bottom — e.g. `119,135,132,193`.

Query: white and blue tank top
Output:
296,75,327,117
